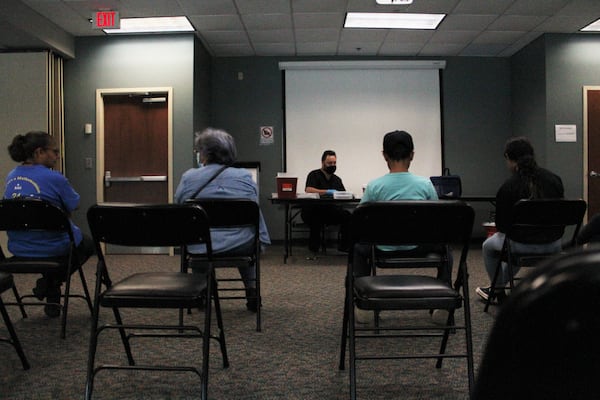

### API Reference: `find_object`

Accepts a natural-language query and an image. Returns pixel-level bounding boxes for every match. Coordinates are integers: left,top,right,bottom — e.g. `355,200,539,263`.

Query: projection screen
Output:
281,60,445,196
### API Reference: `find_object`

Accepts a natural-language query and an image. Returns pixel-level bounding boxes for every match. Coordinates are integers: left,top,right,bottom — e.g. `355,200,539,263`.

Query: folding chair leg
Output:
78,268,93,313
60,278,72,339
11,285,27,319
210,275,229,368
0,296,30,370
112,307,135,365
339,283,350,370
436,309,454,368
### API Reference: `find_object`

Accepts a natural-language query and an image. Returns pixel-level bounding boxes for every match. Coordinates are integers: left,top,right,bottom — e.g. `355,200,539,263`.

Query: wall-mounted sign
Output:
93,11,120,29
260,126,274,145
555,124,577,142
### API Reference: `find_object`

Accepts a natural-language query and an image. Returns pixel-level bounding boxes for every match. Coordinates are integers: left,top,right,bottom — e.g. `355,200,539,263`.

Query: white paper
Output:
555,124,576,142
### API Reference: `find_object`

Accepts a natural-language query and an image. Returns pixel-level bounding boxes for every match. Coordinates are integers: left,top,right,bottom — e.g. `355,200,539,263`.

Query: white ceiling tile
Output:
292,0,348,13
296,41,338,55
378,41,423,56
199,30,250,44
337,41,380,55
210,43,255,56
437,15,498,31
385,29,435,42
340,28,388,42
504,0,571,16
488,15,549,31
242,13,293,30
453,0,514,15
189,15,244,31
534,15,597,32
419,43,466,56
460,42,509,56
473,31,526,44
556,0,600,17
429,30,480,44
248,29,294,42
176,0,237,15
295,29,340,43
293,13,345,29
234,0,291,15
253,42,295,55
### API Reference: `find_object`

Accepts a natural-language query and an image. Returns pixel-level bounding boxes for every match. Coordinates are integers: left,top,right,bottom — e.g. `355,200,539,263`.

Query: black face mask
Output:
324,165,336,175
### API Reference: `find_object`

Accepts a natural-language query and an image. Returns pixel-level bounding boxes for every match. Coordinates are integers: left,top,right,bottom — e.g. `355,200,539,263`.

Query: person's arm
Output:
577,214,600,244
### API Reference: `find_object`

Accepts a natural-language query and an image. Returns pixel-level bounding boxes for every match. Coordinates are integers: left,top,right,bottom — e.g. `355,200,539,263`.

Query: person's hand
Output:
325,189,336,195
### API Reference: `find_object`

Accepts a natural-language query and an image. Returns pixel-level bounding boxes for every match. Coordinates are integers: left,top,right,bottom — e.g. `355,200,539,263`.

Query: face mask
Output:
324,165,336,175
196,152,203,167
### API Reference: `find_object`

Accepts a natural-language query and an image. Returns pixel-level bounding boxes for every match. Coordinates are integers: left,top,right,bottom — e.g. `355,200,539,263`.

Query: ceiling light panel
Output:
103,16,194,34
344,12,445,29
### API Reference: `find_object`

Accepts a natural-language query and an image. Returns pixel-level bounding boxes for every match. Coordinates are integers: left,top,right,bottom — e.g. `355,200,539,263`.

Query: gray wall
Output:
511,33,600,200
63,34,208,234
210,56,512,239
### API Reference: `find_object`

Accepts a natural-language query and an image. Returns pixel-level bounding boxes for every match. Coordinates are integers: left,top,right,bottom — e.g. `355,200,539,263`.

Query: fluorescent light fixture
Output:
344,12,445,29
376,0,413,4
103,16,194,34
581,18,600,31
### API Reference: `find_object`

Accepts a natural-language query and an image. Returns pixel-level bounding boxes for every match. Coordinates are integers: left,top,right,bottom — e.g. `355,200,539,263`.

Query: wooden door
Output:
102,94,168,203
585,88,600,218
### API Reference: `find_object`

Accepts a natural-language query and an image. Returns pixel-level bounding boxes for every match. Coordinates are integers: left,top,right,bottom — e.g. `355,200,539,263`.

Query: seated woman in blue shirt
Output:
4,131,94,317
175,127,270,312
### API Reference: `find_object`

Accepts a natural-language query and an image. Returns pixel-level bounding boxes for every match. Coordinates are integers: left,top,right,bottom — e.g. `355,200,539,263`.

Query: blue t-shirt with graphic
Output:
3,164,83,257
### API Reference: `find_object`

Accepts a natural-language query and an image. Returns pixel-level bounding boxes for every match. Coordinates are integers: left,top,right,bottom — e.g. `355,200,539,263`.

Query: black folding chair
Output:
186,198,263,331
339,200,475,399
0,272,29,370
475,249,600,400
85,203,228,400
484,198,587,311
0,198,93,338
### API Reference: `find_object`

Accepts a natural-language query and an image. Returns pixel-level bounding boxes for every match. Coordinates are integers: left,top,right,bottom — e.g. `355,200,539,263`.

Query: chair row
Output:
1,197,590,399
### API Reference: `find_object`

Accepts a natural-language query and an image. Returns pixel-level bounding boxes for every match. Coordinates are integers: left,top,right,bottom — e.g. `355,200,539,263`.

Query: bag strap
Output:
189,165,228,200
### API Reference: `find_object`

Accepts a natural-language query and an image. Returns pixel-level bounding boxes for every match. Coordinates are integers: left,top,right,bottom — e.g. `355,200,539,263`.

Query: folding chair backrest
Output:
508,199,587,245
186,199,259,230
0,198,71,234
87,203,212,250
352,200,474,248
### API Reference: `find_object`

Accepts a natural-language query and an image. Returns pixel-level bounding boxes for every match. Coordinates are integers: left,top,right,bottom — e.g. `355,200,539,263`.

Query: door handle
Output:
104,175,167,183
591,171,600,178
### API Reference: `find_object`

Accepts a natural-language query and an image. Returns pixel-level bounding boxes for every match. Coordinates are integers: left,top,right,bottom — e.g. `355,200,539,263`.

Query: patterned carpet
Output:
0,243,499,399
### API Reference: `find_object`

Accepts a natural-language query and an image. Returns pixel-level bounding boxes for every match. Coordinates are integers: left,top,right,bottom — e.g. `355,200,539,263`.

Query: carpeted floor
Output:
0,243,499,399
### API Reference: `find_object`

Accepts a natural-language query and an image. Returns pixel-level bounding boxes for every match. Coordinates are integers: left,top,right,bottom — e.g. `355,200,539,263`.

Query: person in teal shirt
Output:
354,130,440,277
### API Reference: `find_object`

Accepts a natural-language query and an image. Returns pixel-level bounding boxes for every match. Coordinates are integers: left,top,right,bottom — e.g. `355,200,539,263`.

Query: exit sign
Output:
93,11,120,29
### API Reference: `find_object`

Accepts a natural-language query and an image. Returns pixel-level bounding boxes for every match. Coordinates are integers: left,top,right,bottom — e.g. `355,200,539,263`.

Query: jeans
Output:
482,232,562,287
189,239,257,288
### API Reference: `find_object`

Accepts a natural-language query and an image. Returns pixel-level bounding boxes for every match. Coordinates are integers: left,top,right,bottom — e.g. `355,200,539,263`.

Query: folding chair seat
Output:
339,200,475,399
484,198,586,311
0,198,93,338
186,198,263,331
475,249,600,399
85,203,228,400
0,272,29,370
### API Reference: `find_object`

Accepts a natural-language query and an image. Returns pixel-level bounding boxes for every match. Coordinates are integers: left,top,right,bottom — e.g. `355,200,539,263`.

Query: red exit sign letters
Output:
93,11,120,29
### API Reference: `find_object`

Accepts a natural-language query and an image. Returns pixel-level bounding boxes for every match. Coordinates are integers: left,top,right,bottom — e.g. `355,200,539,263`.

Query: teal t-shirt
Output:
361,172,438,251
361,172,438,203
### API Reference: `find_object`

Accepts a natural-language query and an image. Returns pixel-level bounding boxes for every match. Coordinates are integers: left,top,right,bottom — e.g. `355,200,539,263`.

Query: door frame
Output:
95,87,174,204
583,86,600,222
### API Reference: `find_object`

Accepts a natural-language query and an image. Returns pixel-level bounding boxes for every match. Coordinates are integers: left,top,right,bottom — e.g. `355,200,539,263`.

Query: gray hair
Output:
194,127,237,165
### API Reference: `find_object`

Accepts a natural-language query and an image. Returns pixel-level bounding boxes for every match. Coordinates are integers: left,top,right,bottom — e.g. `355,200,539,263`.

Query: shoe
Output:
32,277,49,300
476,286,507,305
475,286,491,301
44,286,61,318
245,288,259,312
354,306,371,324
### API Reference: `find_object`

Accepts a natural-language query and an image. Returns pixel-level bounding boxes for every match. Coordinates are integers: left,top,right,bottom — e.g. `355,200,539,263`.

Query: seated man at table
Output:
354,130,444,322
301,150,351,255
